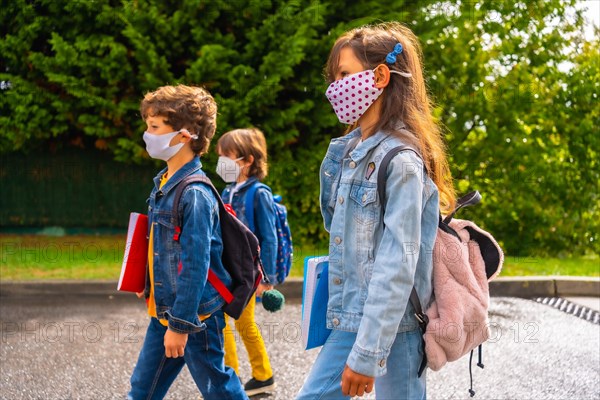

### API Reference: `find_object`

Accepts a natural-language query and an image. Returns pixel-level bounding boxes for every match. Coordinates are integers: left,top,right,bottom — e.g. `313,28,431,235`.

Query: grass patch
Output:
501,254,599,277
289,245,330,278
1,235,598,280
0,235,125,280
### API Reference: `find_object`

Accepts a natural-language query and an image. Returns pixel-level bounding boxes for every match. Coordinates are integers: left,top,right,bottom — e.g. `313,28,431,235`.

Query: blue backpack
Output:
245,182,293,285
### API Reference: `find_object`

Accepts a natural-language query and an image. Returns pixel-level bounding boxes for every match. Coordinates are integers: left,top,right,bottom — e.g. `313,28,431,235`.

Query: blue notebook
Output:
301,256,332,350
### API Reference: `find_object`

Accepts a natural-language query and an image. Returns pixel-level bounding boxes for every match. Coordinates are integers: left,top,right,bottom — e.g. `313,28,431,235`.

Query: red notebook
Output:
117,213,148,292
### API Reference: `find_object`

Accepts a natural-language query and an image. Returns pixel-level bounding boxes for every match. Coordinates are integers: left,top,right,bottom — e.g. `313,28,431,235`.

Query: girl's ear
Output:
373,64,391,89
245,154,255,166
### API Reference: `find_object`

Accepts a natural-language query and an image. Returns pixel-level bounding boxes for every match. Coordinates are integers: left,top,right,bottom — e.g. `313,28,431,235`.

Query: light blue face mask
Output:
143,130,197,161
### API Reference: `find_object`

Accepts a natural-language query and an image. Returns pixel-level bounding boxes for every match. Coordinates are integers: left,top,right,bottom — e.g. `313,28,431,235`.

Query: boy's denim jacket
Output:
221,177,278,283
146,157,231,334
320,127,439,377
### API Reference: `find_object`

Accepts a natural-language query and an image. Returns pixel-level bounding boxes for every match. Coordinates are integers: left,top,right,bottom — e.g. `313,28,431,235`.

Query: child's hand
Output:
256,283,273,297
341,365,374,397
164,329,188,358
135,291,145,298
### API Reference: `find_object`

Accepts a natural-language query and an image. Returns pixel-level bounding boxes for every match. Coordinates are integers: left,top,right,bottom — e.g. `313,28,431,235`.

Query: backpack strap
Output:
171,174,235,305
376,145,423,207
245,181,275,235
172,175,214,240
377,145,429,377
244,181,263,234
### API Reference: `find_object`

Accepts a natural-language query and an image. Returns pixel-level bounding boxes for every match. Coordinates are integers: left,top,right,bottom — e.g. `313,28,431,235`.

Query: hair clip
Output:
385,42,412,78
385,43,403,64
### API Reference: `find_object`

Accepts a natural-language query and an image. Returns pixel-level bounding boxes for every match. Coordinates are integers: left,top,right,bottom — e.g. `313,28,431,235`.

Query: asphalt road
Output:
0,293,598,400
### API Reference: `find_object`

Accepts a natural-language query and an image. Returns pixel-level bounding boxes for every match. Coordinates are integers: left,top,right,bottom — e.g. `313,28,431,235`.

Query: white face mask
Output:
216,156,243,183
143,130,195,161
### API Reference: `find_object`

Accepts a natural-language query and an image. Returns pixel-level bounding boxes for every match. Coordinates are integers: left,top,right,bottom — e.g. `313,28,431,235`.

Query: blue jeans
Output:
296,328,426,400
128,311,248,400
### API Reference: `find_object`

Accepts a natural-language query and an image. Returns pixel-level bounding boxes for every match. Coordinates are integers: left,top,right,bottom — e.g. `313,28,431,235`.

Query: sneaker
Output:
244,376,276,397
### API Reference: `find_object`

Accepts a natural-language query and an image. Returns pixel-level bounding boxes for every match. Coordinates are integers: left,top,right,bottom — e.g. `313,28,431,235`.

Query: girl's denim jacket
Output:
146,157,231,334
320,127,439,377
221,177,278,283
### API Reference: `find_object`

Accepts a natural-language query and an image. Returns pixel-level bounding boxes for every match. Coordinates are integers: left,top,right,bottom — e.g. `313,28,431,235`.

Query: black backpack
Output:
171,174,266,320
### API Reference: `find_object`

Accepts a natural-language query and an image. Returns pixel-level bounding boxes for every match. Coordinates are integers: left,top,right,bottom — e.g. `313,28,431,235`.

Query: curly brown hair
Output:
140,85,217,156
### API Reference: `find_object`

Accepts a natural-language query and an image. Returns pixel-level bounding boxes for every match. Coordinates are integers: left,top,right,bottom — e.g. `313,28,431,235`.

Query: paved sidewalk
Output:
0,291,598,399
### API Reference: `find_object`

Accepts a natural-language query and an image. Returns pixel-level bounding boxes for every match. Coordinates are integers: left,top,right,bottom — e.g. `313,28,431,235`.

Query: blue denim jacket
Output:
146,157,231,334
320,127,439,377
221,177,278,283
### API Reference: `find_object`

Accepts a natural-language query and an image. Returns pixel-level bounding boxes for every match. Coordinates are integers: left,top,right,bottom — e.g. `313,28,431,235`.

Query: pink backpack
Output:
379,146,504,396
425,217,503,372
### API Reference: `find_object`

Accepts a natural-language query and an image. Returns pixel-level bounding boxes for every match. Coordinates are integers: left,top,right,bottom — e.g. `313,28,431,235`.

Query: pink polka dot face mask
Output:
325,69,383,125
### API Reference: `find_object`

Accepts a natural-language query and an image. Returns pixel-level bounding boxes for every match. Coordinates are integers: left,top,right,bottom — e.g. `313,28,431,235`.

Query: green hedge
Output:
1,0,598,256
0,148,155,228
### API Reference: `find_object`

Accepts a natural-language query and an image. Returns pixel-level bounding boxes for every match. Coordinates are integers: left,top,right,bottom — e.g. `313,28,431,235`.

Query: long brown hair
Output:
325,22,456,213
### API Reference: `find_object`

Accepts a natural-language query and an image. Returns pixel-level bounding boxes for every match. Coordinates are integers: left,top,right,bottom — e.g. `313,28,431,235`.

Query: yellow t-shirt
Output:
147,173,169,326
147,172,211,326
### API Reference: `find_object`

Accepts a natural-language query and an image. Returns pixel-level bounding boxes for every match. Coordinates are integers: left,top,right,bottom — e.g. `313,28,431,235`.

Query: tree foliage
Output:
1,0,597,256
